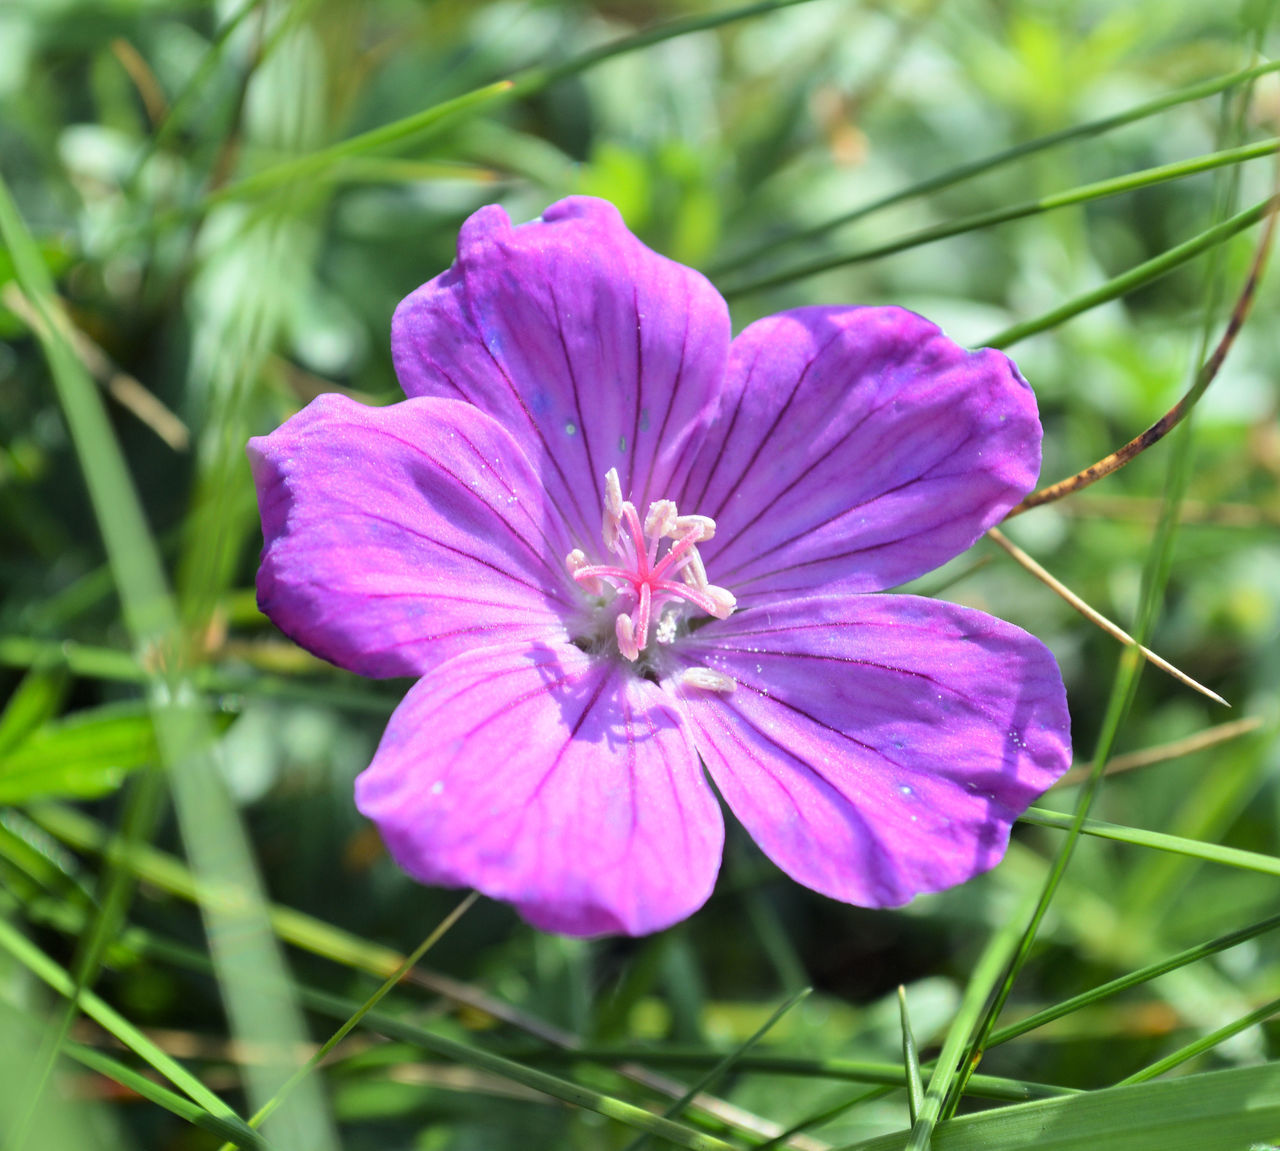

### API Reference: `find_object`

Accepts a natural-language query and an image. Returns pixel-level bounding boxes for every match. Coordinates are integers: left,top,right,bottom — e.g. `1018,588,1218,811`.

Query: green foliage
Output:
2,0,1279,1149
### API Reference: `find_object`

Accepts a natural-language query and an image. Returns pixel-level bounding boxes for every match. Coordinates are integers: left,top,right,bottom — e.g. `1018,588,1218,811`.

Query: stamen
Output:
565,548,602,594
682,667,736,693
567,471,736,662
616,614,640,661
674,513,715,542
644,499,678,541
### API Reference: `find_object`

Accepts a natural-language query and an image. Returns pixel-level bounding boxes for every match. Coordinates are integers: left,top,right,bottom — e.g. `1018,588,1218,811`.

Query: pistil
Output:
567,468,735,661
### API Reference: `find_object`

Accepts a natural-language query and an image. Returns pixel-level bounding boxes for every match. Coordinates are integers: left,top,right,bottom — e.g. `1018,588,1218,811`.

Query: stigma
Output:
566,468,735,661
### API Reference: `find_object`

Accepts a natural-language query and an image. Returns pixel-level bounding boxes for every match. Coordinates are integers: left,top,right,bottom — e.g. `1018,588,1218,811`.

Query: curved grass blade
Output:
0,170,338,1151
721,138,1279,297
714,58,1280,276
1115,996,1280,1086
197,0,825,211
987,909,1280,1048
1005,192,1278,515
217,893,478,1151
906,888,1040,1150
899,987,925,1125
0,917,243,1125
63,1041,269,1150
983,193,1278,349
845,1063,1280,1151
621,986,811,1151
1019,807,1280,877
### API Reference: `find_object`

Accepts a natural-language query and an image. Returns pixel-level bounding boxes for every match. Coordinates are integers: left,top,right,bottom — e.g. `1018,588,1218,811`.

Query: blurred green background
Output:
1,0,1279,1148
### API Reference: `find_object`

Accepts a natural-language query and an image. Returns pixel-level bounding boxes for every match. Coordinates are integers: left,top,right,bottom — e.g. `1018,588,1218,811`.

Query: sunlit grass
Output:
1,0,1278,1148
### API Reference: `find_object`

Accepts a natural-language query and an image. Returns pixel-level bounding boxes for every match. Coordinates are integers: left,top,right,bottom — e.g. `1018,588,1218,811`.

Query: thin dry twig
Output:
110,39,169,127
985,527,1228,707
1005,186,1280,518
2,284,190,451
1054,716,1264,788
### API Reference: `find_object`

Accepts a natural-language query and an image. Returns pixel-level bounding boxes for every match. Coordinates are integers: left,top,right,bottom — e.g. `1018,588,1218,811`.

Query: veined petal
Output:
354,642,723,937
673,595,1070,908
249,394,575,678
391,197,731,545
682,307,1041,598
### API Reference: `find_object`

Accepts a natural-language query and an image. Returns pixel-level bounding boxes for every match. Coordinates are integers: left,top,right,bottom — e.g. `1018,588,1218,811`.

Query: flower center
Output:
565,468,735,662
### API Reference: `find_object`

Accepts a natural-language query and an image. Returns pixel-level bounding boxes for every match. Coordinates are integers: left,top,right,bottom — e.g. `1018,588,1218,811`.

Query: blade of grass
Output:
906,887,1040,1150
1115,996,1280,1085
1005,189,1278,515
983,193,1278,349
899,987,925,1125
713,58,1280,276
721,138,1279,297
62,1039,269,1150
176,0,826,218
1019,807,1280,876
0,171,338,1151
0,916,245,1125
987,909,1280,1048
218,893,478,1151
621,987,812,1151
845,1063,1280,1151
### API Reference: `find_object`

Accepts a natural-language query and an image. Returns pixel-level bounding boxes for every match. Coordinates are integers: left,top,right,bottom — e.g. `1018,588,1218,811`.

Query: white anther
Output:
703,585,737,619
615,613,640,662
674,514,716,542
680,545,710,591
644,499,678,539
604,467,625,519
654,610,678,645
566,548,602,594
681,667,736,693
602,468,626,552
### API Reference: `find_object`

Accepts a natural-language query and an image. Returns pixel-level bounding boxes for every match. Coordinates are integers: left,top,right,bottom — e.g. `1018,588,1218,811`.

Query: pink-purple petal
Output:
391,197,732,545
249,393,576,678
673,594,1070,908
354,641,724,937
681,307,1041,599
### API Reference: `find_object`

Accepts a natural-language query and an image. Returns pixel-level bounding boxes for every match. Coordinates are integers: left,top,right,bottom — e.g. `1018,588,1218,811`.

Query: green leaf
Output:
0,703,156,802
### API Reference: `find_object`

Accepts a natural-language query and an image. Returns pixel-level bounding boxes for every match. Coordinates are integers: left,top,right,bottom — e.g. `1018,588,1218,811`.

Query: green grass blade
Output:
207,80,515,204
844,1063,1280,1151
62,1039,269,1149
220,893,478,1150
1116,996,1280,1086
983,194,1278,349
0,916,243,1123
0,668,69,758
721,138,1279,297
906,889,1040,1150
0,171,337,1151
899,987,925,1125
713,58,1280,276
621,986,811,1151
1019,807,1280,876
193,0,823,213
987,911,1280,1048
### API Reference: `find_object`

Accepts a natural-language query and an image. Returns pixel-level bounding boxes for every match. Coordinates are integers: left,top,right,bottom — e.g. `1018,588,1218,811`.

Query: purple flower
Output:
248,197,1071,937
